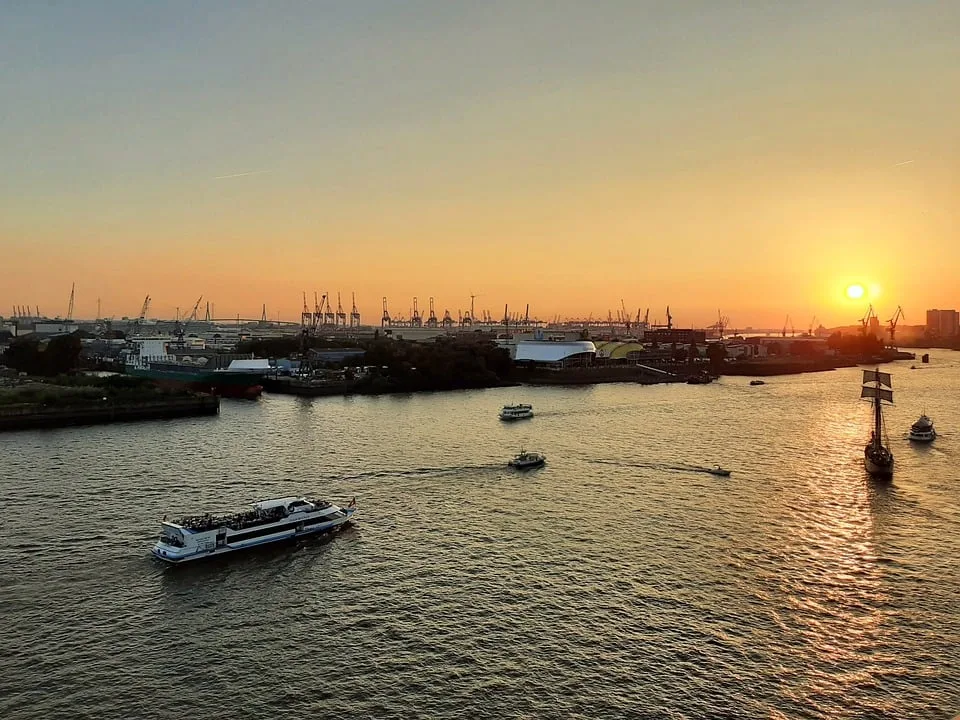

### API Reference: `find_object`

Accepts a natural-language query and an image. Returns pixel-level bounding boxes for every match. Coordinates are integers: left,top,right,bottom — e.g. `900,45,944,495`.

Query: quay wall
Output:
0,395,220,432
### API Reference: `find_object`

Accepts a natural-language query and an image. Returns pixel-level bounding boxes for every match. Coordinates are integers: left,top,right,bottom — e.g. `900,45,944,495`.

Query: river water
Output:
2,351,959,719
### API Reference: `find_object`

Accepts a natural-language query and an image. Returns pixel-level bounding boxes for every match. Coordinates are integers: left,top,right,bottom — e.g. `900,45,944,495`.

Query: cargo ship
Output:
125,337,264,399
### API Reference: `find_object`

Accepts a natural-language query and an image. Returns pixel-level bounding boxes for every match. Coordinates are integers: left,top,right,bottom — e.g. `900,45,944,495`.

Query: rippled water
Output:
2,352,959,719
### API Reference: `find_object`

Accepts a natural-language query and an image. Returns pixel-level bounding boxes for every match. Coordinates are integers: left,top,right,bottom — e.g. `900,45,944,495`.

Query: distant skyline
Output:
3,2,958,327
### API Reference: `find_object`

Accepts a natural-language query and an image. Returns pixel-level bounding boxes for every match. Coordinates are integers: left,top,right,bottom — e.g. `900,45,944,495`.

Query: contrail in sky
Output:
213,170,271,179
892,160,914,167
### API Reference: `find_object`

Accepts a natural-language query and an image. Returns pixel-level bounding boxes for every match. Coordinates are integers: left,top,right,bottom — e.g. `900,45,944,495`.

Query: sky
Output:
1,1,958,329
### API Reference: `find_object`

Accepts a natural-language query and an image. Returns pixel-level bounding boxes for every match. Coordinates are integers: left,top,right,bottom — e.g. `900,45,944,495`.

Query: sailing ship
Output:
860,369,894,477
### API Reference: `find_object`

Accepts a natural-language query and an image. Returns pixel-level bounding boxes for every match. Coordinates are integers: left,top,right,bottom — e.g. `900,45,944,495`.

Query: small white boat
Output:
706,466,731,477
908,414,936,442
508,449,546,469
499,403,533,421
152,495,356,564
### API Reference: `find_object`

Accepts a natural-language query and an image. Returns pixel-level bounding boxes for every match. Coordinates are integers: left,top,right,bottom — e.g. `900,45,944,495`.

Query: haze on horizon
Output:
2,1,958,328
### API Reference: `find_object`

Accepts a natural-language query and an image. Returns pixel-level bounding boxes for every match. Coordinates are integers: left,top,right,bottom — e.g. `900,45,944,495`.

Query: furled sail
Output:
862,369,892,388
861,385,894,403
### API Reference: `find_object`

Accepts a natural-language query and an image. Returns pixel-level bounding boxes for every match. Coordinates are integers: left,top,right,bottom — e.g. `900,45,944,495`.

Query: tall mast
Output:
874,375,882,448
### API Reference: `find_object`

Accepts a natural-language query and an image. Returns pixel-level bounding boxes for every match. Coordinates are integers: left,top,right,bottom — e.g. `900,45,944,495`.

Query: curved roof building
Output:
514,340,596,366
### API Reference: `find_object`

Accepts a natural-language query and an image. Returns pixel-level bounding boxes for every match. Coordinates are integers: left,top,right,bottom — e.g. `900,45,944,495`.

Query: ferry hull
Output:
152,510,354,564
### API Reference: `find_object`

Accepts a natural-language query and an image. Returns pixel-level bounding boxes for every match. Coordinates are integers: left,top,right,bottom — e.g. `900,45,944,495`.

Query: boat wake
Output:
332,463,505,483
586,458,732,476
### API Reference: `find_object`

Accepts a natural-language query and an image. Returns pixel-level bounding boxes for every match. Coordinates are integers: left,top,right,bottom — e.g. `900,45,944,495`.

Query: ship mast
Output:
873,374,882,450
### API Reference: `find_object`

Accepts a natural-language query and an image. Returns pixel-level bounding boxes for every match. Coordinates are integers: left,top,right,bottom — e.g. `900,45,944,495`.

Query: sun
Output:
846,284,865,300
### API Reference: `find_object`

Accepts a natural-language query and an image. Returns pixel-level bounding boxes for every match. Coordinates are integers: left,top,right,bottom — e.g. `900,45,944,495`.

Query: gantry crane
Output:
350,293,361,327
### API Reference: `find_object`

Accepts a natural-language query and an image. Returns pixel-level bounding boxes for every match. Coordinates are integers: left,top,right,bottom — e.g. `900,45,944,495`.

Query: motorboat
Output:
908,414,936,442
152,495,356,564
499,403,533,421
508,449,546,469
706,466,731,477
749,380,766,386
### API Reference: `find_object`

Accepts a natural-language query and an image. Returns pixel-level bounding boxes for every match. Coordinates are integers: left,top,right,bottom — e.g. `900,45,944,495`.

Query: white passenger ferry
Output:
499,403,533,421
152,496,356,564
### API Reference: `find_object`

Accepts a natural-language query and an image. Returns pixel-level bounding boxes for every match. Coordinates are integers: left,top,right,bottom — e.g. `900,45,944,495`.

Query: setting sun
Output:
846,284,865,300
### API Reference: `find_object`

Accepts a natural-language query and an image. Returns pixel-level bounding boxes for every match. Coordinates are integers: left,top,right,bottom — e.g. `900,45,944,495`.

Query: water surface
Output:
2,352,959,719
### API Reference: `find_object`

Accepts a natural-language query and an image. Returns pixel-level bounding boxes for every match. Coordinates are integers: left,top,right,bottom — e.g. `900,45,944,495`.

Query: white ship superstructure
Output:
499,403,534,421
152,496,356,563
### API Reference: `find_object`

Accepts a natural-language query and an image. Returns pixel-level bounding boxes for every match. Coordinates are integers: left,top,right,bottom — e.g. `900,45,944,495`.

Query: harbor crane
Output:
666,306,672,330
323,293,336,326
808,316,817,336
336,293,347,326
782,314,791,338
132,295,151,333
859,304,877,335
411,297,422,327
350,293,361,327
426,297,438,328
302,292,312,329
66,283,75,321
888,306,905,348
381,297,391,327
186,296,203,323
711,309,729,340
442,307,453,328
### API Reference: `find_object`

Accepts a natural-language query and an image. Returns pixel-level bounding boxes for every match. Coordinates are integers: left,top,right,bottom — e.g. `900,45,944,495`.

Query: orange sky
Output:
2,3,958,328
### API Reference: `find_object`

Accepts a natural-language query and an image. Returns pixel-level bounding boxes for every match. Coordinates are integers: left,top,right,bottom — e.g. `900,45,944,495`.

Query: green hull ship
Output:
127,363,264,399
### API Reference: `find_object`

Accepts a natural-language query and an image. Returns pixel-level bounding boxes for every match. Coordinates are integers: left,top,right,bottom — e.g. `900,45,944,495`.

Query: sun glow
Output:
846,284,865,300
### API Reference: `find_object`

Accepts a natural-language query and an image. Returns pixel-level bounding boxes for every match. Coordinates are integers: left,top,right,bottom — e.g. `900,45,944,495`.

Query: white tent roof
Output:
227,359,272,371
514,340,596,363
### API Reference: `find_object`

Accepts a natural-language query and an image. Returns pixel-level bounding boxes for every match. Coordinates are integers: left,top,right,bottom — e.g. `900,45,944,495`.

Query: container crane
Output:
381,297,391,327
411,297,422,327
350,293,361,327
336,293,347,326
323,293,336,326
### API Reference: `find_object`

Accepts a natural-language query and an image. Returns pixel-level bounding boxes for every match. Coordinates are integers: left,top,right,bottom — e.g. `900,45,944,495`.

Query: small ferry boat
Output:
861,369,894,477
749,380,766,386
499,403,533,421
908,414,936,442
508,449,546,469
152,496,356,564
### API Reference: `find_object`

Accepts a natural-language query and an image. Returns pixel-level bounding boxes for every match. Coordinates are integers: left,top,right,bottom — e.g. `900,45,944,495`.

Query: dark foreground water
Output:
2,352,959,719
